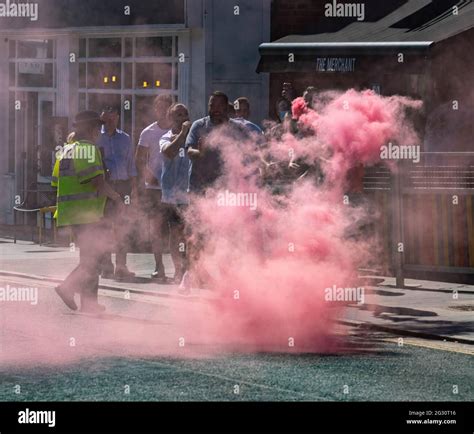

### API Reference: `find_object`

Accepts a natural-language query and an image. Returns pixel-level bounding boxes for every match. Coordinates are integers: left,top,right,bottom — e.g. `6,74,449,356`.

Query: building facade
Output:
0,0,271,225
261,0,474,283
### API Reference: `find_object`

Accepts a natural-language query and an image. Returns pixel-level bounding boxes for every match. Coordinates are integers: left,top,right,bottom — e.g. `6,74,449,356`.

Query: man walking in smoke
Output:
182,91,246,291
186,91,243,193
52,111,126,313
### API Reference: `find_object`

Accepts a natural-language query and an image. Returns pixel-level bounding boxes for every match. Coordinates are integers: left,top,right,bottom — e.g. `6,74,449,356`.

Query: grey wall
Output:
203,0,270,125
0,40,9,176
186,0,207,120
0,39,15,225
1,0,186,29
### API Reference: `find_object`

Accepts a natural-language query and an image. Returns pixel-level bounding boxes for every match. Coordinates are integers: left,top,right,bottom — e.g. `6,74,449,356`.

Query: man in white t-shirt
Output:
160,103,192,284
135,95,173,281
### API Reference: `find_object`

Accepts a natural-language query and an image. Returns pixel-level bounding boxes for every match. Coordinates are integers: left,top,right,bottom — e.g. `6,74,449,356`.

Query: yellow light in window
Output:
143,81,148,88
103,76,109,84
155,80,161,87
112,76,117,82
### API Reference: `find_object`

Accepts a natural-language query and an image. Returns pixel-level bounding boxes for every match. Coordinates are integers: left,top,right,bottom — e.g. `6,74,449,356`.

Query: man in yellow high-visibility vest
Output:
52,111,125,314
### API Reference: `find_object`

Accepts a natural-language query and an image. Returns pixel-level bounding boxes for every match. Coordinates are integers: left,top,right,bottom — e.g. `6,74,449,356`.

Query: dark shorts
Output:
143,189,165,215
162,203,187,227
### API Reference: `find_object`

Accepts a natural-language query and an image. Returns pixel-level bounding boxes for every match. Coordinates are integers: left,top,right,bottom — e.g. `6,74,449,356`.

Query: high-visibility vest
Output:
51,140,106,227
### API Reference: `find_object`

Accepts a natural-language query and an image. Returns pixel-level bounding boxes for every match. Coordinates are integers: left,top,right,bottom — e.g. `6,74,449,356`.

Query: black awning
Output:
258,0,473,73
257,44,432,74
259,42,433,56
257,42,432,73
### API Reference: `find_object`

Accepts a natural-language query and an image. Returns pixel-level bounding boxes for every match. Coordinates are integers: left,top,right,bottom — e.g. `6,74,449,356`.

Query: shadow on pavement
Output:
372,318,474,338
371,289,405,297
362,304,438,317
106,276,159,285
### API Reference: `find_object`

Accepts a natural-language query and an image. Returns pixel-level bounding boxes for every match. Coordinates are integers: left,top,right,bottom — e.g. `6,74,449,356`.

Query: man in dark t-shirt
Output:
182,91,248,293
186,91,244,194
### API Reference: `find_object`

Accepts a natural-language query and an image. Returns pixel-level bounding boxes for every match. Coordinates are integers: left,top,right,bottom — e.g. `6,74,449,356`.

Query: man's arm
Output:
126,136,138,179
187,146,202,160
161,122,192,159
185,121,204,160
135,130,149,178
76,145,123,204
91,175,122,203
126,136,138,198
135,145,149,177
131,176,138,195
135,131,158,185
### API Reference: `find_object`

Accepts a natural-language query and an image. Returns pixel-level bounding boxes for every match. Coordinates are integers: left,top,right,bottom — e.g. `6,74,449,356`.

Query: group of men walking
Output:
53,92,262,313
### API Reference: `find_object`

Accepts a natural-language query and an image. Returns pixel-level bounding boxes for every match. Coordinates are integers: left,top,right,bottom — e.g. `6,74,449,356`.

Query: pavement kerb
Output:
337,319,474,346
377,283,474,295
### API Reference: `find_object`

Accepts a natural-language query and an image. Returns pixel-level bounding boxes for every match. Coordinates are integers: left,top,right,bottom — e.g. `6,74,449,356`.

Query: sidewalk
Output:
1,237,473,343
0,237,211,301
343,285,474,345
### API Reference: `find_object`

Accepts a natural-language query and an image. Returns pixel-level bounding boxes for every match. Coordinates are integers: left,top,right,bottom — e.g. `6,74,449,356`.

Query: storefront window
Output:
134,95,157,139
17,63,54,88
8,38,57,185
8,92,15,173
136,36,172,57
87,62,121,89
173,63,178,90
79,93,86,111
9,63,15,87
38,101,54,177
123,95,132,135
124,38,133,57
79,38,87,58
17,40,54,59
79,63,86,88
135,63,172,89
9,40,16,58
89,38,122,58
124,63,133,89
9,39,56,89
79,35,180,144
88,93,121,113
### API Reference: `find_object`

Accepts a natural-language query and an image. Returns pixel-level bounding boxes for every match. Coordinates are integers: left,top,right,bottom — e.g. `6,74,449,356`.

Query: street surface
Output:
0,274,472,402
1,238,473,401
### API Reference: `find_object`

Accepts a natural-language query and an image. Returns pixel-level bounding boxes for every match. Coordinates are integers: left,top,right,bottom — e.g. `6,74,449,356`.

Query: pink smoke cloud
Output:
182,89,421,352
1,89,422,366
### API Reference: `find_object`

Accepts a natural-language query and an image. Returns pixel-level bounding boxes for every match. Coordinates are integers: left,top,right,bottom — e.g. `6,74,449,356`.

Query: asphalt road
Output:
0,277,473,402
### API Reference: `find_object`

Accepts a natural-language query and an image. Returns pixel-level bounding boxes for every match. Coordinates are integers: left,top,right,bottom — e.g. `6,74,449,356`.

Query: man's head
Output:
100,106,120,131
73,111,104,142
303,86,317,109
154,95,173,125
208,91,229,125
234,97,250,120
282,82,295,102
167,103,190,131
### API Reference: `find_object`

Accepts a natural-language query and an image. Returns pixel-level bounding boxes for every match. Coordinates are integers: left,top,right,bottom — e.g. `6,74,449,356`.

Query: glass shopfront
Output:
78,35,180,144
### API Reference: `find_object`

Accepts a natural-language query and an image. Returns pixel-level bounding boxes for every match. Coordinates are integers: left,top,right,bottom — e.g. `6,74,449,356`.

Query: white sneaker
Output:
178,271,192,295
